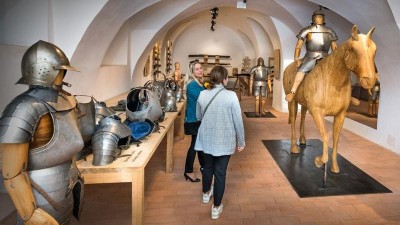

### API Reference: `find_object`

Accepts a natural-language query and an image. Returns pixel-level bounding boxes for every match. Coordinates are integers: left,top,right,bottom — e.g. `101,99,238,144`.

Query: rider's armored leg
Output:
285,71,305,102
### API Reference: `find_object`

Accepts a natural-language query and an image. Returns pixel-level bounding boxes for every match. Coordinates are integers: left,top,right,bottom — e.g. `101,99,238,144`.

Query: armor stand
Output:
249,74,254,96
255,96,260,116
373,100,379,116
261,97,266,116
267,78,272,98
368,102,373,116
322,163,328,188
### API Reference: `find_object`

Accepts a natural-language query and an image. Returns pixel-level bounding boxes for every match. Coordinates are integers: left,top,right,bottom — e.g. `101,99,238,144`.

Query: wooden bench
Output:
76,97,186,225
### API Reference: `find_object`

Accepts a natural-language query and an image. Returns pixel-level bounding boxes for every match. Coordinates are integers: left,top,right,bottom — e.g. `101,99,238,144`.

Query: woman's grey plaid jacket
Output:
194,84,245,156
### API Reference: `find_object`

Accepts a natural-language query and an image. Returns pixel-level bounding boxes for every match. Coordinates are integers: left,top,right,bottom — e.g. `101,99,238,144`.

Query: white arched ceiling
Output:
236,29,256,61
172,20,253,75
163,7,280,76
247,17,274,60
65,0,162,95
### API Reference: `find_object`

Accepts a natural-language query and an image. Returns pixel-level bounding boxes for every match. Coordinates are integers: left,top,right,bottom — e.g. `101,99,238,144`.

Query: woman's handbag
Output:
184,88,224,136
184,121,201,135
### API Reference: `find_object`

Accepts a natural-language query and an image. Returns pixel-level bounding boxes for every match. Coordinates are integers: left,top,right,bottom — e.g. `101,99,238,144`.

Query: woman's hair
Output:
187,61,203,86
208,66,228,89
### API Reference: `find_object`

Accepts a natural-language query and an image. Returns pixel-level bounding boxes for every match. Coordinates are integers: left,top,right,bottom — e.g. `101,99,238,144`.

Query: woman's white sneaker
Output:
211,204,224,219
202,185,213,203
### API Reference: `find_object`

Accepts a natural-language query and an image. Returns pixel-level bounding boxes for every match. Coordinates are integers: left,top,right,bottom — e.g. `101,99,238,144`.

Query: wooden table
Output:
76,100,186,225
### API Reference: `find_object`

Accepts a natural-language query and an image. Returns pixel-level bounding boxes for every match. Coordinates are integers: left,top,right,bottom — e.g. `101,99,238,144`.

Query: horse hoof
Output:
331,165,340,174
290,146,300,154
299,137,306,145
314,157,323,168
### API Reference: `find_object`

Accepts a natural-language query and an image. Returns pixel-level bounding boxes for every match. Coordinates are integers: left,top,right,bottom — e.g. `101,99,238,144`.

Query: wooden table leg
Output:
166,122,174,173
177,102,186,140
132,169,144,225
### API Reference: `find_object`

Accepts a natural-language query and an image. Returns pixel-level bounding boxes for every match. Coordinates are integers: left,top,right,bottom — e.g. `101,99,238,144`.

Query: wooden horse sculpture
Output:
283,25,377,173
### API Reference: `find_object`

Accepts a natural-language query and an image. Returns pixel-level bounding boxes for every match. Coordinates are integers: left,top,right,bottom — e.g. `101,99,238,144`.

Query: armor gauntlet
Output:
92,116,132,166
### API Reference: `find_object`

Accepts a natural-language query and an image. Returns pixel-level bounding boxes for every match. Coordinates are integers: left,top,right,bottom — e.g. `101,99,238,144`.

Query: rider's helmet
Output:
312,10,325,25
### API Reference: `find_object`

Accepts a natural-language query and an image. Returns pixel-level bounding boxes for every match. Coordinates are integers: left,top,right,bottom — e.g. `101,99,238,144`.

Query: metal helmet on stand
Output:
17,40,79,88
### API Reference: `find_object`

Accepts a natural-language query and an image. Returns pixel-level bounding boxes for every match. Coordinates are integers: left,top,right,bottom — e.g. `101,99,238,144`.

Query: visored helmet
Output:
257,57,265,66
17,40,78,87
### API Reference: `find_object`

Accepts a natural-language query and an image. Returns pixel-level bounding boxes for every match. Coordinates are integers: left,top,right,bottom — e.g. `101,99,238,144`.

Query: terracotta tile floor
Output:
2,96,400,225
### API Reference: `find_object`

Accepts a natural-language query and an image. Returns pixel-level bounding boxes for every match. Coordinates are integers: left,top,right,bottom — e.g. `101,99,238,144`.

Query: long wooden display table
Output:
76,99,186,225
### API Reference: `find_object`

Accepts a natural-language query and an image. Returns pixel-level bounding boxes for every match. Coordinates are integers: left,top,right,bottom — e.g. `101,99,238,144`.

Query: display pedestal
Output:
262,139,391,197
244,111,276,118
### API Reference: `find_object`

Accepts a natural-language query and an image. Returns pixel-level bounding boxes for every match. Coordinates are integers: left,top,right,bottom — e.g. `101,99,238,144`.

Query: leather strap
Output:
30,179,61,211
203,88,224,115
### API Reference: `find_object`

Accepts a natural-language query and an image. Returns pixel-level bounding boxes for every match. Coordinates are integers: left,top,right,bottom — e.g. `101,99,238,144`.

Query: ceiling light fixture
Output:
237,0,247,9
210,7,219,31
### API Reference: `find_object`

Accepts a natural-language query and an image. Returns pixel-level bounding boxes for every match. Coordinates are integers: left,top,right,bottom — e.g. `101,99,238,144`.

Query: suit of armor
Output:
285,10,338,102
0,40,84,225
249,57,270,116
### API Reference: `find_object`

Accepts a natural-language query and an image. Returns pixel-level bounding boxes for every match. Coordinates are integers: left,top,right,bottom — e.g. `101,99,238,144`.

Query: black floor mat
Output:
262,139,391,198
244,112,276,118
356,112,378,118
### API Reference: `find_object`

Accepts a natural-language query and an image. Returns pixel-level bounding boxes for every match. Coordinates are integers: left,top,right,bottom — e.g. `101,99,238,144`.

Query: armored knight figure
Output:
369,67,380,116
0,40,84,225
285,10,338,102
174,62,184,101
249,57,270,116
174,62,183,87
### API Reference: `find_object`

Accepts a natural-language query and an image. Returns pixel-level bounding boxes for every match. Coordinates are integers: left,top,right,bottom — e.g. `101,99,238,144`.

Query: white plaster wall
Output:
247,18,274,60
0,0,49,45
0,0,51,111
388,0,400,30
173,21,255,76
270,18,297,113
0,45,28,112
93,66,131,101
102,30,129,66
52,0,108,58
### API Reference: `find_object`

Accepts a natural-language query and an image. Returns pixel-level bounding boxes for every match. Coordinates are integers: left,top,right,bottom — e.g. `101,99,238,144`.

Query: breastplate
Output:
26,89,84,170
251,66,268,81
304,26,333,53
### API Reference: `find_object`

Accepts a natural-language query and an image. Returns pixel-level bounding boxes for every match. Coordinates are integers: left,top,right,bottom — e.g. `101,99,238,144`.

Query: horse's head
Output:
344,25,377,89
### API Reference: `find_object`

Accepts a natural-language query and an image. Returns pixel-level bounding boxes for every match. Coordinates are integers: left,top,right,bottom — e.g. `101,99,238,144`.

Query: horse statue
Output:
283,25,377,173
